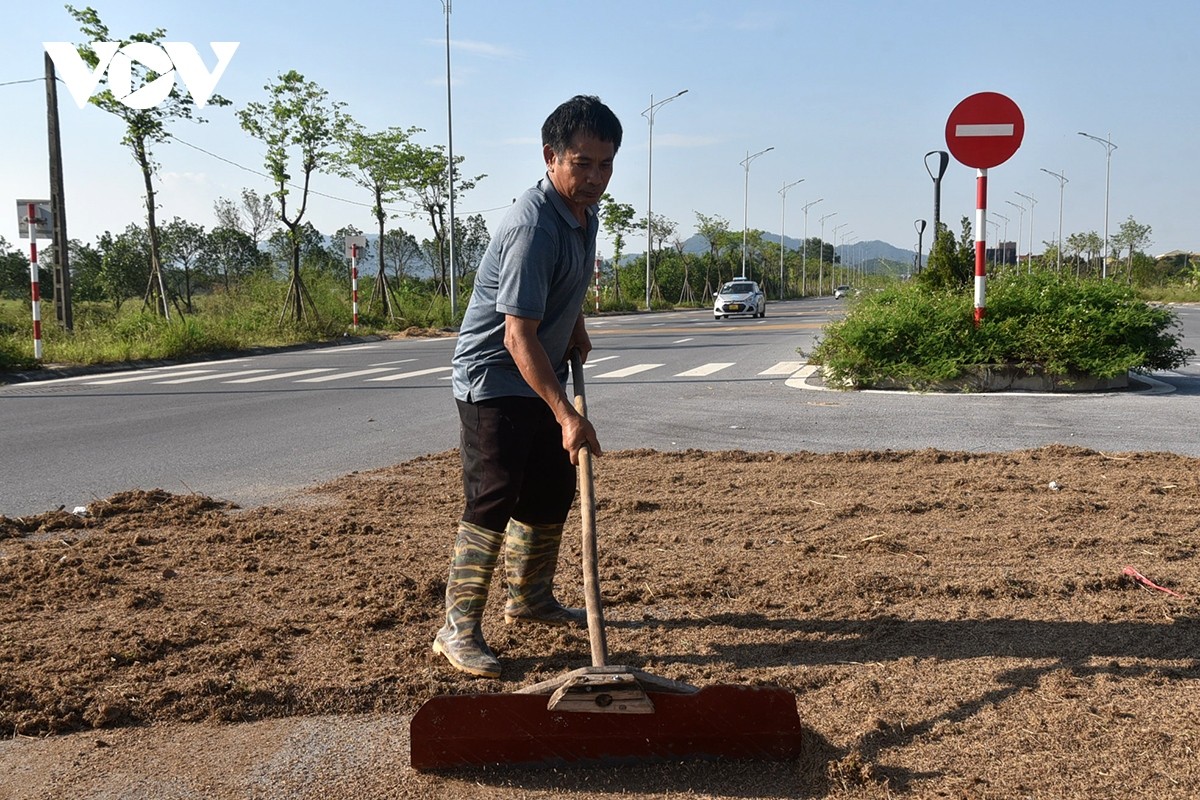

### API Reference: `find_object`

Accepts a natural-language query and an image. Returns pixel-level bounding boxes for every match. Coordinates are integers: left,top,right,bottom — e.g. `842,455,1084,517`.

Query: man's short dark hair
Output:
542,95,622,155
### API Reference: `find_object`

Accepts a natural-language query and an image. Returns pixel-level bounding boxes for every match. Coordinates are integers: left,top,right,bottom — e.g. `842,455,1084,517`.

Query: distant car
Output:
834,285,851,299
714,279,766,319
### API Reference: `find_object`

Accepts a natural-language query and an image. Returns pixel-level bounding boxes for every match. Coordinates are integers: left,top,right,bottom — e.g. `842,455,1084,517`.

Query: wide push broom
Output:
410,351,803,770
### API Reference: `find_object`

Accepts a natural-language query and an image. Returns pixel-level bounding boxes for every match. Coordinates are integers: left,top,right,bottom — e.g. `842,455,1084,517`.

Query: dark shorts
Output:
457,396,576,532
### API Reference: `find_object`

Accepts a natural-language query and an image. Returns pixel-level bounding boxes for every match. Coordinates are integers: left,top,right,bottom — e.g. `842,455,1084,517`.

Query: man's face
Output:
544,133,616,214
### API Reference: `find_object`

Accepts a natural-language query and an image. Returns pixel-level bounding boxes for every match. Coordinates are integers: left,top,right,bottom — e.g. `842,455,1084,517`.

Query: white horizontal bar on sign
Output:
365,366,453,382
296,367,399,383
676,362,734,377
955,123,1014,137
226,368,335,383
592,364,663,378
760,361,805,375
157,369,272,384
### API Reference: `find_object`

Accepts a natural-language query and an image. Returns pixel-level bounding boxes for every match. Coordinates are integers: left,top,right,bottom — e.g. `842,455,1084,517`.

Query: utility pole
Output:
45,51,72,331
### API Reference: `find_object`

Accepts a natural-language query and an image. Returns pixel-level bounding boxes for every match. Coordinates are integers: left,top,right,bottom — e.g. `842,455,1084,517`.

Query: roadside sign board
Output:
344,235,368,258
945,92,1025,169
16,199,52,239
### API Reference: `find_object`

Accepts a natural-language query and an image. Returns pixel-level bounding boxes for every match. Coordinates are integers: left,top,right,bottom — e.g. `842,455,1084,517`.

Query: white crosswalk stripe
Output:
296,367,399,383
759,361,805,375
157,369,272,384
676,362,734,377
365,366,453,382
592,364,664,378
87,369,214,385
225,368,335,383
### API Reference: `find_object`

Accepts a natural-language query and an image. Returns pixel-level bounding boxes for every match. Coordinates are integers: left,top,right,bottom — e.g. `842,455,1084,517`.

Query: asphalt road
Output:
3,298,1198,518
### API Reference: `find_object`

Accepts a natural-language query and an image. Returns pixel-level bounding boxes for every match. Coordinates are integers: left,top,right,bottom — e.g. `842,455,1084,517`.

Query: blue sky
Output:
2,0,1197,262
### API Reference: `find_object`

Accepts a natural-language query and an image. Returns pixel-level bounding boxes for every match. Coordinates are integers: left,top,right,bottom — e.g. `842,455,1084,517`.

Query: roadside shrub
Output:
809,271,1192,389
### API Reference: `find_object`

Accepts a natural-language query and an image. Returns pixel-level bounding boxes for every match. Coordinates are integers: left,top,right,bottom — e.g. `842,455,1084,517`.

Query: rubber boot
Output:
432,522,504,678
502,520,585,626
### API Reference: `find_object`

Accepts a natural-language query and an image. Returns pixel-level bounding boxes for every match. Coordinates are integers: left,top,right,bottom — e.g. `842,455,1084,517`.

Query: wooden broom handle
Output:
570,349,608,667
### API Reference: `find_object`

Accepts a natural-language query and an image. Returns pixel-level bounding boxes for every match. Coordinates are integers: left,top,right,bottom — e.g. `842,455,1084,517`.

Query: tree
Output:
600,194,636,302
202,226,265,290
380,227,423,286
95,225,151,310
334,124,421,319
454,214,490,283
1111,216,1153,285
0,237,32,300
399,141,483,297
65,5,230,320
213,188,277,245
694,213,731,298
237,70,348,323
919,218,973,290
160,217,207,311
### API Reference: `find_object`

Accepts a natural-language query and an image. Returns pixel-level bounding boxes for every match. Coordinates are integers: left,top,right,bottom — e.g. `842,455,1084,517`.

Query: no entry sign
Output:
945,92,1024,169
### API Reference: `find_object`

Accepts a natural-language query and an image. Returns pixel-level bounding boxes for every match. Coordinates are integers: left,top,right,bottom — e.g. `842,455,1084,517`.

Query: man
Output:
434,95,622,678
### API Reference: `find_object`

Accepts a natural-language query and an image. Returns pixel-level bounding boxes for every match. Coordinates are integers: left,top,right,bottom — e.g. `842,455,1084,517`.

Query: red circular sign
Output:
945,92,1025,169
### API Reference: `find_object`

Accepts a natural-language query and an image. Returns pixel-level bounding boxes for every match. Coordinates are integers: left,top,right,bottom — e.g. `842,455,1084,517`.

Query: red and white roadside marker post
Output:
16,200,52,361
945,93,1025,325
344,235,368,332
594,256,602,313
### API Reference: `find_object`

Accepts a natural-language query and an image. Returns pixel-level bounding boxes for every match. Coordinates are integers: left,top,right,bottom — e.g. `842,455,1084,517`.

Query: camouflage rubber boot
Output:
502,520,585,626
432,522,504,678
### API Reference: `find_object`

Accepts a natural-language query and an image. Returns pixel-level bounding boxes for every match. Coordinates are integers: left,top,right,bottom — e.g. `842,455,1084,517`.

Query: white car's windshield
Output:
721,283,755,294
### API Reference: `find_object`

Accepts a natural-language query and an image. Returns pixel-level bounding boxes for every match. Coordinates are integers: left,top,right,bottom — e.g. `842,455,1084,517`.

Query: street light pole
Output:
1040,169,1068,272
441,0,457,319
801,198,822,296
740,146,774,279
1015,191,1037,272
993,212,1009,267
1078,131,1117,278
1005,200,1025,269
818,212,837,296
641,88,688,311
832,223,848,290
778,178,803,300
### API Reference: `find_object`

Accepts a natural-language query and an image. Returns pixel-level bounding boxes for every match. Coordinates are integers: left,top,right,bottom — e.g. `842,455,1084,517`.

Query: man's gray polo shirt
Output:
451,176,597,402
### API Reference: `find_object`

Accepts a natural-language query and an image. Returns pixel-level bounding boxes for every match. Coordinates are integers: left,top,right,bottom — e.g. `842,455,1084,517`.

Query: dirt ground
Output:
1,445,1198,799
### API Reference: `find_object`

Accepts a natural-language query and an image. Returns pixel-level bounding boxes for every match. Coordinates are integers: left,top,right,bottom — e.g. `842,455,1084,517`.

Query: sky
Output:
2,0,1198,264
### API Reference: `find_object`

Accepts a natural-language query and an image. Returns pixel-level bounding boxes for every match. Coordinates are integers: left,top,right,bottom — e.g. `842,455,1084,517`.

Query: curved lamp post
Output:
1005,200,1026,268
831,222,848,290
740,146,774,279
914,219,927,274
1015,191,1037,272
818,211,837,296
641,89,688,310
1040,168,1068,272
801,198,822,295
1078,131,1117,278
778,178,803,299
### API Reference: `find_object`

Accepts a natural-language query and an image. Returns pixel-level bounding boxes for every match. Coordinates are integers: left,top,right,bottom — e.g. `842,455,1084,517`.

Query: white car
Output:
714,279,766,320
834,285,851,299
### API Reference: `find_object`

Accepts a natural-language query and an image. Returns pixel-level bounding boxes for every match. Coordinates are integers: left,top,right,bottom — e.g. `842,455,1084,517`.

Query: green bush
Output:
809,272,1193,389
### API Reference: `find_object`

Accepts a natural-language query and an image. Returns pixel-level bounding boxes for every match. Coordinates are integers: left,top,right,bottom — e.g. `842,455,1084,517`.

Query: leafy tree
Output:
65,5,229,319
0,237,33,300
454,214,490,282
95,225,151,310
399,141,483,296
202,226,265,289
237,70,348,322
333,124,421,318
160,217,208,310
380,227,423,285
920,218,974,291
213,188,277,244
1111,216,1153,284
600,193,636,302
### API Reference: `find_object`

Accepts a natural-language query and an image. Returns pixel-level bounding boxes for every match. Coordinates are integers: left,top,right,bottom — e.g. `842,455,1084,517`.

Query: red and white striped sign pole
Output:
27,203,43,360
974,169,988,324
350,243,360,331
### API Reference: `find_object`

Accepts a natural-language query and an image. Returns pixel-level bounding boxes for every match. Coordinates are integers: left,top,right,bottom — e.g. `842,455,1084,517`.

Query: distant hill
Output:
679,233,920,272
